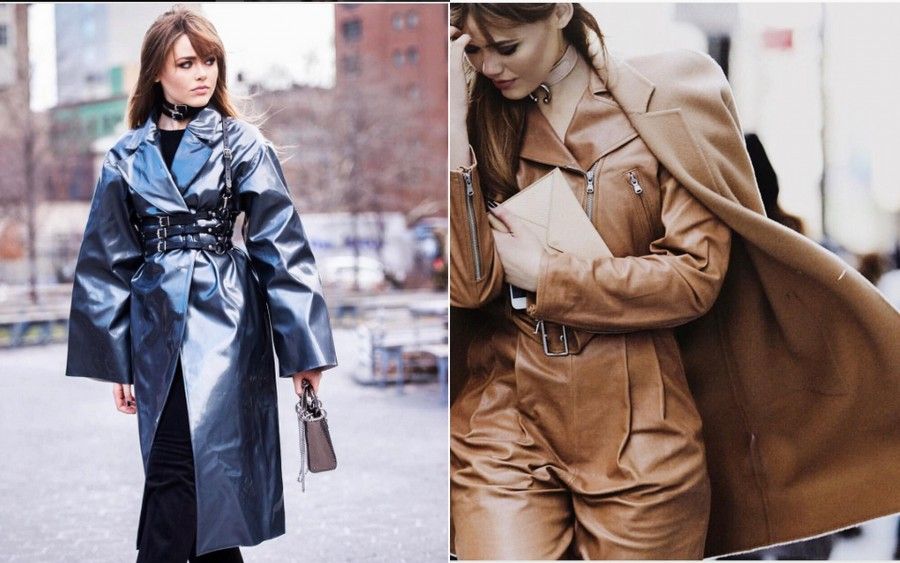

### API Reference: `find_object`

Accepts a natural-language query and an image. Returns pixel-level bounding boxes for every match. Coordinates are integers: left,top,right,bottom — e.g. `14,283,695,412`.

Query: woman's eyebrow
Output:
467,38,517,50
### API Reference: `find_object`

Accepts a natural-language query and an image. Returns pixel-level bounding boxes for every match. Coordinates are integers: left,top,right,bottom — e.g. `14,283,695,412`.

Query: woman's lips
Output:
492,78,516,91
191,86,210,94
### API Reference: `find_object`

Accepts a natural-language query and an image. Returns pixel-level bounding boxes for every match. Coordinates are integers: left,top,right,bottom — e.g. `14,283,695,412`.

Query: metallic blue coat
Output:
65,106,338,555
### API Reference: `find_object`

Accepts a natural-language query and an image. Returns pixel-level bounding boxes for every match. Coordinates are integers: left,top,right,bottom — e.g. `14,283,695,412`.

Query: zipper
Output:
625,169,655,238
626,170,643,194
462,168,483,281
584,168,596,221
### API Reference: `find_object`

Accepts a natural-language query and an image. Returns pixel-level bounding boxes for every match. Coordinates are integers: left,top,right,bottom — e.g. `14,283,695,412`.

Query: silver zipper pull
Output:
627,171,643,194
463,169,474,197
586,170,595,194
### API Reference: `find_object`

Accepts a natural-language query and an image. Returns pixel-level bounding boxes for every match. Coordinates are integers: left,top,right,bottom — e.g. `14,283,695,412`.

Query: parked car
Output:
319,255,387,292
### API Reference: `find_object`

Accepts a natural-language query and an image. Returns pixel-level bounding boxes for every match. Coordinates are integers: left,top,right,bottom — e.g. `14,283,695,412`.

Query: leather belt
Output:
135,208,240,256
509,309,592,356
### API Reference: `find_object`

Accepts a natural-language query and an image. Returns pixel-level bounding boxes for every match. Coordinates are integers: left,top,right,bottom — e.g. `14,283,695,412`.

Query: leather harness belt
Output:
136,208,240,256
133,114,240,257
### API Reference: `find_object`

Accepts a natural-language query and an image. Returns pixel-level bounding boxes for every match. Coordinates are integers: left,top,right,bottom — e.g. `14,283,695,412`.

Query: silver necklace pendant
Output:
528,83,552,104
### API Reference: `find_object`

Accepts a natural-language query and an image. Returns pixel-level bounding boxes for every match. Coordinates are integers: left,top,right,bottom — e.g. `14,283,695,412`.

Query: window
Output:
392,13,404,30
406,46,419,65
0,25,7,47
341,19,362,41
406,11,419,29
342,55,360,74
392,50,404,68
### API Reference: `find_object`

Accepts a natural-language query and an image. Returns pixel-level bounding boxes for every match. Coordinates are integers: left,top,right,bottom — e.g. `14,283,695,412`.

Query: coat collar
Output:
117,105,222,213
123,104,222,150
519,60,646,169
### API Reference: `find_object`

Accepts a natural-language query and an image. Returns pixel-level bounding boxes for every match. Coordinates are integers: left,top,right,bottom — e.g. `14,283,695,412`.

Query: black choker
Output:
160,100,204,121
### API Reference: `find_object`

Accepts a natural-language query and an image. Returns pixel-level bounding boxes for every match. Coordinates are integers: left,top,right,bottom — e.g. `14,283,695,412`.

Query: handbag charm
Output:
295,381,337,492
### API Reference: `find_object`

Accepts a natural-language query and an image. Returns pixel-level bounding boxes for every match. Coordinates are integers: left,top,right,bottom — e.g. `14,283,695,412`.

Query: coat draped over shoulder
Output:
65,106,337,555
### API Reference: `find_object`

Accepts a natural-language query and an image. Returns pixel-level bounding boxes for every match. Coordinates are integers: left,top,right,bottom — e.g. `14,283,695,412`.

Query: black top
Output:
159,128,186,171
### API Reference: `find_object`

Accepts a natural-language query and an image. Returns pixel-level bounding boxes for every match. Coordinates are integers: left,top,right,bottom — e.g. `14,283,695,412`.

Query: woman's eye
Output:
463,45,480,55
497,45,518,56
205,57,216,65
179,62,191,69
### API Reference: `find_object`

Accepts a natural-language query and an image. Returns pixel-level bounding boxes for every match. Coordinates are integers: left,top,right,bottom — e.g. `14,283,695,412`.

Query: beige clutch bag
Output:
487,167,612,261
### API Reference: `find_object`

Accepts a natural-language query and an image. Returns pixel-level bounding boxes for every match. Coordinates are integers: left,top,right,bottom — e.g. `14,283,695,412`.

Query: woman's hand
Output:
292,369,323,396
490,206,545,292
449,25,472,126
113,383,136,415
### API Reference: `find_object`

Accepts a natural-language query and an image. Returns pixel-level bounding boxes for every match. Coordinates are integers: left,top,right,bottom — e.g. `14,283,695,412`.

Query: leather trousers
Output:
451,320,711,560
136,359,244,563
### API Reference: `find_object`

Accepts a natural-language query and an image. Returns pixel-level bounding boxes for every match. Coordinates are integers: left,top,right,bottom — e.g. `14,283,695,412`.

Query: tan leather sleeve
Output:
528,166,731,332
449,147,506,308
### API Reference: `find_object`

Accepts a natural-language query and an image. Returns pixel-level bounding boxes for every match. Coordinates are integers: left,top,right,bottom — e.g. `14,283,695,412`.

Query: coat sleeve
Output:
65,156,144,384
449,147,506,308
239,140,338,377
527,166,732,333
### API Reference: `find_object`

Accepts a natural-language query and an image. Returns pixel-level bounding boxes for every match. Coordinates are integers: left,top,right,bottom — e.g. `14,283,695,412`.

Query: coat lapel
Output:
603,55,726,204
520,104,580,169
115,106,222,214
174,106,220,196
170,128,213,194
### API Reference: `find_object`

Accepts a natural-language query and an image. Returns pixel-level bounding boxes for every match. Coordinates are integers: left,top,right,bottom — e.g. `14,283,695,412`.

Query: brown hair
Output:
450,3,608,201
127,5,240,128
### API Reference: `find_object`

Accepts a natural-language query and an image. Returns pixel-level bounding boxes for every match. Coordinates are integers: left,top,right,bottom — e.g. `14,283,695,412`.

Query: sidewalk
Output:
0,329,448,562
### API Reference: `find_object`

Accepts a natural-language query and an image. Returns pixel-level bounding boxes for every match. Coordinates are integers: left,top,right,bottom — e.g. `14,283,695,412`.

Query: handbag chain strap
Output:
295,381,325,492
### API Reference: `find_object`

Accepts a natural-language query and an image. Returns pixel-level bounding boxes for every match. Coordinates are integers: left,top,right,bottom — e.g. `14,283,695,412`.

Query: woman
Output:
449,3,899,560
65,7,337,561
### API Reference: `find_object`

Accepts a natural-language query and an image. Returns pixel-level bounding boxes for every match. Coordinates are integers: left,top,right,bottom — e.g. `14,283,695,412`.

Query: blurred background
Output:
0,3,448,561
582,3,900,560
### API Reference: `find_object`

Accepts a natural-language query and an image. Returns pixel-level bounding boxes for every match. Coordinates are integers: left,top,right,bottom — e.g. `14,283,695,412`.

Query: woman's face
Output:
462,9,569,101
156,34,218,108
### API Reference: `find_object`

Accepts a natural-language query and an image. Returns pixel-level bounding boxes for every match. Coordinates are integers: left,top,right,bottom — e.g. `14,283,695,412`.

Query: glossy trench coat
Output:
65,105,338,555
450,39,900,557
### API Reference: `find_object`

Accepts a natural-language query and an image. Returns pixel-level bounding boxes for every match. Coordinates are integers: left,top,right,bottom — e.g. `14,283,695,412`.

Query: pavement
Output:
0,328,448,562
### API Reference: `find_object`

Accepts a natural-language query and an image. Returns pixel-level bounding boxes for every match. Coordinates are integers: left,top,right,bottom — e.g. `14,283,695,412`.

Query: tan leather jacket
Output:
451,44,900,557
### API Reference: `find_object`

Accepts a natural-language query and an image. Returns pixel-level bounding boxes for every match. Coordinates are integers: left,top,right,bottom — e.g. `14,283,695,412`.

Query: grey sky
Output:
28,3,335,111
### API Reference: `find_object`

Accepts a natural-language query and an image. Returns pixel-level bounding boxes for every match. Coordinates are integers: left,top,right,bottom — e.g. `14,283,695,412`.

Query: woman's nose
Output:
482,53,503,78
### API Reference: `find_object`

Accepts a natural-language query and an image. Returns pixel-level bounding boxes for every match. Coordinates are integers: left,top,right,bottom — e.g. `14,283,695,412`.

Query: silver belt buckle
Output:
535,319,569,356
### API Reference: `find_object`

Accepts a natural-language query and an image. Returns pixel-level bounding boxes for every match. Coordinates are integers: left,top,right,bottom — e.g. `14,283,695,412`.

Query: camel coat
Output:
450,46,900,557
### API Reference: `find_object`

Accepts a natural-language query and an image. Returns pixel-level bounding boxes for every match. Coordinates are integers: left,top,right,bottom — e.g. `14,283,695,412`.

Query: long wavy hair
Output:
127,5,240,128
450,3,608,201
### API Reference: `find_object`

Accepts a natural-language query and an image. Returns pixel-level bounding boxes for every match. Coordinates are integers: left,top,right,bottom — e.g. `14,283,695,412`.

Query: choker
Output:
160,100,204,121
529,44,578,104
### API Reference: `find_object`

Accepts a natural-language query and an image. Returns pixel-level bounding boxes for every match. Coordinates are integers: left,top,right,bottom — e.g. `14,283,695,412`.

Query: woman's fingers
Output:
123,385,135,411
489,206,517,235
113,383,136,414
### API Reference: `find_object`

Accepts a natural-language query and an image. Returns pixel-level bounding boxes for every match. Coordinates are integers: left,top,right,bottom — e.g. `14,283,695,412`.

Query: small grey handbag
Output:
295,380,337,492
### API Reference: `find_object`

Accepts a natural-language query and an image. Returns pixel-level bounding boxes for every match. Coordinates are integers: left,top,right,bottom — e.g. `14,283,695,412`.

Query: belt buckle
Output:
157,216,170,227
157,239,167,253
535,319,569,356
156,227,167,239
